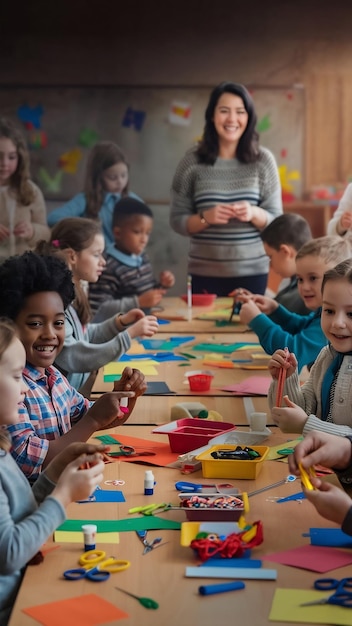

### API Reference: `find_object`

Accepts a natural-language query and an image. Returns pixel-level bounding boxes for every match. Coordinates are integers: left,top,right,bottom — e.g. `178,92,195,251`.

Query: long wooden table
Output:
9,425,346,626
153,296,250,334
91,331,271,425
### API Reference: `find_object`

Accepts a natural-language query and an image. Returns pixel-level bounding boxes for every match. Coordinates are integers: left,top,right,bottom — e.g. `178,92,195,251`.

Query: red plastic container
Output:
166,418,236,453
185,370,214,392
181,294,216,306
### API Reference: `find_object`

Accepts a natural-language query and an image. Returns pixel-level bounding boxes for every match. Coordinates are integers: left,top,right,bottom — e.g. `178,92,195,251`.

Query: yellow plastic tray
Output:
196,444,269,479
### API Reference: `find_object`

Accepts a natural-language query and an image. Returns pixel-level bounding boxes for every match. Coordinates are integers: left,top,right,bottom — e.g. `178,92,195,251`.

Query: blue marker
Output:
198,581,245,596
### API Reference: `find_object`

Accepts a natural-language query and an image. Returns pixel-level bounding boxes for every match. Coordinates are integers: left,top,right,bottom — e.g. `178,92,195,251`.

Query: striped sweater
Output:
88,251,159,315
170,146,282,277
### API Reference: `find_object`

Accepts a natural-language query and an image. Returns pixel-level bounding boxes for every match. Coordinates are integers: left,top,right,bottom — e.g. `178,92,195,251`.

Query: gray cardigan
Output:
268,344,352,436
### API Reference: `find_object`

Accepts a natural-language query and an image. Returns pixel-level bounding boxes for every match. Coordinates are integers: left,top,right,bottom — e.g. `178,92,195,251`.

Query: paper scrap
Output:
23,593,128,626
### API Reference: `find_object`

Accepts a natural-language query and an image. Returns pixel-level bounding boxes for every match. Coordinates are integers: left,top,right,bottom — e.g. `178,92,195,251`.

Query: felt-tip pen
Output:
198,581,245,596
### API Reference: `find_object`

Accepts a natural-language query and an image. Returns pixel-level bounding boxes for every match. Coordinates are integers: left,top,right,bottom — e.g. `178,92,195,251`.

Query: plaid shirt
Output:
7,363,91,481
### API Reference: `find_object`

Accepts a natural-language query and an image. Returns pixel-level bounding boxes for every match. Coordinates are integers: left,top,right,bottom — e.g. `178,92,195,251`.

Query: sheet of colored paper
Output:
266,438,303,460
95,433,179,466
203,359,235,368
221,376,271,396
82,488,125,503
57,516,181,533
269,588,351,625
264,544,352,572
22,593,128,626
127,339,146,354
54,531,120,543
104,360,158,375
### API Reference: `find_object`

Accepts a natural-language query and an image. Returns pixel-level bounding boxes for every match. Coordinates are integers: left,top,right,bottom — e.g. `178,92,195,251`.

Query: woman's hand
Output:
14,220,34,239
201,204,237,225
339,211,352,233
289,430,352,475
303,479,352,526
231,201,254,222
0,224,10,241
271,395,308,433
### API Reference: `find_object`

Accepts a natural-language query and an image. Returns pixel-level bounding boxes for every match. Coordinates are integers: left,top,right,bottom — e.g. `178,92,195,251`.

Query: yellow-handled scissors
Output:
63,549,130,582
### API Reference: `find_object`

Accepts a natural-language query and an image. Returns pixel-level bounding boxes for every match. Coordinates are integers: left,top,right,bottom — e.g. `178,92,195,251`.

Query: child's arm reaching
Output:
288,430,352,532
159,270,175,288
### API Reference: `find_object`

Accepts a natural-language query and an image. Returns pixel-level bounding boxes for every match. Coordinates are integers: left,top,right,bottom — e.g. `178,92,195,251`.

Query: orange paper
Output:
23,593,128,625
99,433,179,467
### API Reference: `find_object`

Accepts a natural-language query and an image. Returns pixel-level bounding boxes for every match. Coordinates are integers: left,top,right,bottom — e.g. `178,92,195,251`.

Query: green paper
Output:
95,434,122,445
103,374,121,382
56,516,181,533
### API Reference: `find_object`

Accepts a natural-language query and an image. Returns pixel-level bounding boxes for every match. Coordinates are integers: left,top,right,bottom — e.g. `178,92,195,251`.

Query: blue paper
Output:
77,488,125,503
201,558,261,568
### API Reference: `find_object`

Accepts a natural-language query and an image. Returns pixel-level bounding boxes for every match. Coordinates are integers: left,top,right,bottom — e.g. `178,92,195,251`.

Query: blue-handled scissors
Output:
300,577,352,608
63,549,130,582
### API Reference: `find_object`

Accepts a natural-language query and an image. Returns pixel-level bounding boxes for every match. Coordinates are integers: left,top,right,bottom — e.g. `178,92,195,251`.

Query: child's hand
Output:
14,220,34,239
52,454,105,507
271,395,308,433
159,270,175,288
86,391,136,430
128,315,159,338
269,349,297,379
228,288,253,298
45,442,110,484
252,295,279,315
303,479,352,526
339,211,352,232
239,299,261,324
288,430,352,475
116,308,145,328
113,366,147,414
138,289,167,308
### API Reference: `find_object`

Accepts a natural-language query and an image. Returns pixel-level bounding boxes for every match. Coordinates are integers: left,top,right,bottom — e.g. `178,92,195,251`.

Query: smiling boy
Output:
0,251,146,481
238,236,352,372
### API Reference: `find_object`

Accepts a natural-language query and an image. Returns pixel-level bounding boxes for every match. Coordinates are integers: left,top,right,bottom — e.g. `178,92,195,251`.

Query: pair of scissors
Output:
106,445,156,458
300,577,352,607
63,549,130,582
175,481,236,493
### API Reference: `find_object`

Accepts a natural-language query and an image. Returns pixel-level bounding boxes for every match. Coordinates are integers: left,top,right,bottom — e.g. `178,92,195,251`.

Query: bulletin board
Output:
0,85,305,202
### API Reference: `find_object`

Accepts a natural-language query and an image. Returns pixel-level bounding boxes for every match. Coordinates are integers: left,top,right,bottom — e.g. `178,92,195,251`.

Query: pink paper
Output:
264,544,352,573
221,376,271,396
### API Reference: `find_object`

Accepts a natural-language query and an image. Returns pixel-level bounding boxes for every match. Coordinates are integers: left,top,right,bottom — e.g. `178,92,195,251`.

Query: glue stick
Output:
82,524,97,551
144,470,155,495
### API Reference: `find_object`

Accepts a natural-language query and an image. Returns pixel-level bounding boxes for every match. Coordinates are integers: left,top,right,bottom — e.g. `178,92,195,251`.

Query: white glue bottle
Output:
144,469,155,495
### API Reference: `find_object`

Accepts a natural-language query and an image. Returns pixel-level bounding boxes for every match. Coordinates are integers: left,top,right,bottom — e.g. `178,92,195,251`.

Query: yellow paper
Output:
127,340,146,354
267,438,302,461
104,361,158,375
269,588,351,625
54,531,119,544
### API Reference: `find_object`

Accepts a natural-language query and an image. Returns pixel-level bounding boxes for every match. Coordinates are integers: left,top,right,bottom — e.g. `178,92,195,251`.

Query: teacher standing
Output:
170,81,283,296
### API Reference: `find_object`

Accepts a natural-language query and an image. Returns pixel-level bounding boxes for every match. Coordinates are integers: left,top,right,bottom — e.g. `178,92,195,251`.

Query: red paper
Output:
22,593,128,625
221,376,271,396
264,544,352,573
106,433,179,467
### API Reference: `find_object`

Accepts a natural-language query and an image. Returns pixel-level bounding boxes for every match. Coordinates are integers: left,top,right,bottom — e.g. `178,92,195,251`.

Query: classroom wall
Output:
1,0,352,294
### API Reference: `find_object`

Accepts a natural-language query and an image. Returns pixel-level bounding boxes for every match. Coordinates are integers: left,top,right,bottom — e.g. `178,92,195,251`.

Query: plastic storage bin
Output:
179,491,249,522
166,418,237,453
196,444,269,479
185,370,214,392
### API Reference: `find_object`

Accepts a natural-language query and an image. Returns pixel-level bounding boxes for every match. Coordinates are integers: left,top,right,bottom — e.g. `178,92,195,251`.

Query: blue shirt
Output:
47,191,142,246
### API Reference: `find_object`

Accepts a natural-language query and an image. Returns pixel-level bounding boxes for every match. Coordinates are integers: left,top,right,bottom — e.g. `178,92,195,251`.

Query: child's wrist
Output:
117,313,129,329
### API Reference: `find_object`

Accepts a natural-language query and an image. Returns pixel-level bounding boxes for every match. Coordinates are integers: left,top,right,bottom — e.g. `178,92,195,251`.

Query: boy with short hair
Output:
261,213,312,315
0,251,146,481
238,235,352,372
88,197,175,319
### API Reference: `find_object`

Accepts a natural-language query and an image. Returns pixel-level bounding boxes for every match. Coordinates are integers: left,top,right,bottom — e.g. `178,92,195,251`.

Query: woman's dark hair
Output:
196,81,259,165
0,251,75,320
